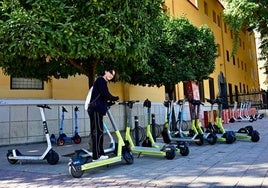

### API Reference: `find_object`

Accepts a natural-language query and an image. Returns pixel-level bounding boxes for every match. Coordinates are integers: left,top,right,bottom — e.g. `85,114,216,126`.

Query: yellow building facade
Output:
0,0,259,105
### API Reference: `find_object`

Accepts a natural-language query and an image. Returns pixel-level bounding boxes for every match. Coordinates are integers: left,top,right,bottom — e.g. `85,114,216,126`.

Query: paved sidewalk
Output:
1,117,268,188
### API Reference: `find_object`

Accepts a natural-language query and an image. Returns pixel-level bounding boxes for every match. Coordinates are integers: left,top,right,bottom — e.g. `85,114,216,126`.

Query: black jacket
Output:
89,76,119,115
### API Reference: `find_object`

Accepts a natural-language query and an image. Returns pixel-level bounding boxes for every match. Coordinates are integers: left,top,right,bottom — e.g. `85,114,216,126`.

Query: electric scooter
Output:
141,99,190,156
205,97,236,144
162,99,202,147
56,106,81,146
120,100,177,160
6,104,59,165
68,101,134,178
233,122,260,142
236,100,254,122
153,100,190,156
207,98,259,142
229,101,238,123
187,98,217,145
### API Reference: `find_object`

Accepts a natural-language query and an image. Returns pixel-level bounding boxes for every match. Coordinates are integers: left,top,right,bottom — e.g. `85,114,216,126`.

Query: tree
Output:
0,0,163,87
128,15,218,99
223,0,268,62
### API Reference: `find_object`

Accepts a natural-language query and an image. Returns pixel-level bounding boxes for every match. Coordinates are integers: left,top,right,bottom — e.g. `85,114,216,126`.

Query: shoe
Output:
92,155,109,162
99,155,109,160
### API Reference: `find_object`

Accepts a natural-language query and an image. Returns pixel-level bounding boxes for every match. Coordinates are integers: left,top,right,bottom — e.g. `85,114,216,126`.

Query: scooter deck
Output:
170,136,200,142
81,156,122,170
8,149,47,160
132,146,166,156
8,154,45,160
234,133,251,140
171,131,202,142
215,135,226,142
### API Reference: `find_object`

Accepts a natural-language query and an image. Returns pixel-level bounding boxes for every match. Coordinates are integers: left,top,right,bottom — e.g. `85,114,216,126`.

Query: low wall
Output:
3,99,262,146
1,100,192,146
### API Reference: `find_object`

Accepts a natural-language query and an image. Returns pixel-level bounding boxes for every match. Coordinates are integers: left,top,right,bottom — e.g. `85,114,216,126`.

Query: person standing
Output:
87,69,119,161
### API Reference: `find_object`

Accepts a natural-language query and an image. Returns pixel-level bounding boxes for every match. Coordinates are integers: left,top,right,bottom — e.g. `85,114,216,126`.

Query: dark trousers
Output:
88,111,105,160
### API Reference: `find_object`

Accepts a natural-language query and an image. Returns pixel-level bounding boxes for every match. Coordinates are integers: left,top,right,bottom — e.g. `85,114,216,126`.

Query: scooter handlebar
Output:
118,100,139,108
187,98,204,106
37,104,51,109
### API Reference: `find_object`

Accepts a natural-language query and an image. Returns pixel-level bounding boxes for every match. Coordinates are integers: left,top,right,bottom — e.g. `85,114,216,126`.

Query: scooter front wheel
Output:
69,164,84,178
122,150,134,164
179,145,189,156
195,134,204,146
207,133,217,145
6,151,18,164
165,146,176,160
122,143,134,164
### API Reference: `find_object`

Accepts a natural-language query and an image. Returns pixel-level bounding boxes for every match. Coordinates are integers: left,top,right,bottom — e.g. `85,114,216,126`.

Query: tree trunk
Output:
86,60,98,89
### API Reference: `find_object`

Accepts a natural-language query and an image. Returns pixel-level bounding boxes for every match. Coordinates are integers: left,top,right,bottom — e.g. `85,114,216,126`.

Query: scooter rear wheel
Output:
57,138,65,146
46,150,59,165
6,151,18,164
251,130,260,142
73,134,82,144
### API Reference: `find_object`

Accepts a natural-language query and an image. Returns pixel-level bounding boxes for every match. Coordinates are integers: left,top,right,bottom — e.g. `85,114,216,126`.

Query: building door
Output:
218,72,228,109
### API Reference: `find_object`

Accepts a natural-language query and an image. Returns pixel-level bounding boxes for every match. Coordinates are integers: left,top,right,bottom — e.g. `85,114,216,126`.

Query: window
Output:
249,49,252,60
11,77,44,90
224,23,227,33
226,50,230,62
232,56,236,65
230,30,233,39
204,1,208,15
241,61,243,70
217,44,221,56
217,15,221,27
237,58,240,68
209,77,215,99
212,11,216,23
235,85,239,102
228,83,233,104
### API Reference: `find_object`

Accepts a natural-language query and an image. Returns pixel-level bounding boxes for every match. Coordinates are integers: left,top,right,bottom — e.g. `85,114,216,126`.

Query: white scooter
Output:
6,104,59,165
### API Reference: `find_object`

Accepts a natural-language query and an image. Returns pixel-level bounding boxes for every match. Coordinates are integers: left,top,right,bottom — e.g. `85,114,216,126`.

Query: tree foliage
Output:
223,0,268,61
0,1,218,96
128,15,217,98
0,0,163,86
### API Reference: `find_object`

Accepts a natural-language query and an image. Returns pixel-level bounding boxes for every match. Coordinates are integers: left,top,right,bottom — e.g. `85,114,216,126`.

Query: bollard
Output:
151,114,156,142
134,116,140,146
203,111,209,128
